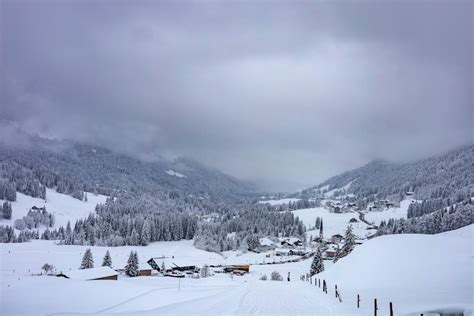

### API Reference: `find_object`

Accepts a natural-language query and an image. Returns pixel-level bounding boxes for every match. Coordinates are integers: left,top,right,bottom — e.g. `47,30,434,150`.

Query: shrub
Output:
259,274,268,281
271,271,283,281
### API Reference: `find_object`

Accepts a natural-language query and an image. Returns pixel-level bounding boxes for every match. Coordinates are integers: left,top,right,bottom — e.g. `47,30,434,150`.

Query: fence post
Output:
357,294,360,308
389,302,393,316
318,279,320,288
335,285,337,298
374,298,378,316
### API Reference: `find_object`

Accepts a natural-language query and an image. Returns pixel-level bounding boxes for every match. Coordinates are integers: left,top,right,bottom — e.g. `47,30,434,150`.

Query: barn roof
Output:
59,266,118,280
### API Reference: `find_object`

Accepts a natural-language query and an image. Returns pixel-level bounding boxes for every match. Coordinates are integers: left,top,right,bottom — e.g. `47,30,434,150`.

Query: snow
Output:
317,224,474,315
60,266,118,280
165,169,186,178
1,226,472,315
0,189,107,230
292,207,371,239
258,198,300,206
364,199,412,225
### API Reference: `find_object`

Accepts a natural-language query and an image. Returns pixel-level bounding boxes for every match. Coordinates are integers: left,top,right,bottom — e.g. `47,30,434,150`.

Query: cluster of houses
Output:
56,257,250,281
368,199,396,211
325,201,358,213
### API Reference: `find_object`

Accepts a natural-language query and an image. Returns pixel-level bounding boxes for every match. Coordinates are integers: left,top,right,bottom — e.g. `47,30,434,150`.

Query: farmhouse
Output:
56,266,118,281
331,234,343,243
280,237,303,247
147,257,197,274
324,245,339,258
224,265,250,274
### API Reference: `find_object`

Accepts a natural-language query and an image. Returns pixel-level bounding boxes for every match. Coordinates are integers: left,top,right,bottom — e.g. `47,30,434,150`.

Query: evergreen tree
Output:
310,247,325,276
102,250,112,267
125,251,139,277
319,219,324,241
334,225,356,263
80,248,94,269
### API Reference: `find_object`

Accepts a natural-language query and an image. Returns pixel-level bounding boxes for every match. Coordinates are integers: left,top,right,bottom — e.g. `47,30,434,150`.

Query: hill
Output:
0,130,256,202
293,144,473,215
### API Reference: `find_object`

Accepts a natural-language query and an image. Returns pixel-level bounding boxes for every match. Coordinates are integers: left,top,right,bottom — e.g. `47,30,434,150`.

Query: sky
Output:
1,0,473,192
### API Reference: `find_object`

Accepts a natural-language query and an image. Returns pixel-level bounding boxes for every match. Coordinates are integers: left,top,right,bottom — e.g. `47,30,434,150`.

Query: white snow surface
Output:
165,169,186,178
292,207,371,239
1,226,472,315
363,199,412,225
0,189,107,230
258,198,300,206
61,266,118,280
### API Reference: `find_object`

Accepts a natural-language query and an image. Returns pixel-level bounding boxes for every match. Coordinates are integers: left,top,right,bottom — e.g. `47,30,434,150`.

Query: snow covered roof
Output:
259,237,275,247
59,266,118,280
280,237,302,244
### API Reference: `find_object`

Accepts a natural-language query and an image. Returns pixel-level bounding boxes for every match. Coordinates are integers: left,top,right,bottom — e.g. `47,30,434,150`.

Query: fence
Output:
301,274,396,316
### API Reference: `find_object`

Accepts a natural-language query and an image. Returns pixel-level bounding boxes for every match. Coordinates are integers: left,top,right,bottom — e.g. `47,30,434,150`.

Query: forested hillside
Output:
0,132,255,202
300,144,473,205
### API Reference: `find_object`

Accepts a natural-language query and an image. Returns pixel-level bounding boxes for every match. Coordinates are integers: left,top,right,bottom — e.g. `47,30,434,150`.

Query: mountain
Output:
296,144,473,203
0,131,256,201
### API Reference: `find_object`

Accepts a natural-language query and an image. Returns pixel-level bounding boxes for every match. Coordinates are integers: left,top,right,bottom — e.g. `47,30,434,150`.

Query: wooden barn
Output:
224,265,250,274
56,266,118,281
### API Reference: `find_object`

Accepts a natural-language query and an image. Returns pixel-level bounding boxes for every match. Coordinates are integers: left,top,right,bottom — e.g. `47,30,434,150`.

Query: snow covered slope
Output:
292,207,371,238
0,189,107,229
0,226,472,315
318,224,473,315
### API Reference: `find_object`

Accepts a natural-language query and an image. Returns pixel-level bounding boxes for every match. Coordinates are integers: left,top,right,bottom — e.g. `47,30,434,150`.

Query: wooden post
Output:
357,294,360,308
374,298,378,316
318,279,321,288
389,302,393,316
310,277,312,284
335,285,337,298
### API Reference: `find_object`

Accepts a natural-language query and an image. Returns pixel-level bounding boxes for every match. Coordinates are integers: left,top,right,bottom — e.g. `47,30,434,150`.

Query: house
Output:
56,266,118,281
275,248,292,256
147,257,197,273
349,218,358,223
280,237,303,247
324,244,339,258
331,234,343,243
224,265,250,274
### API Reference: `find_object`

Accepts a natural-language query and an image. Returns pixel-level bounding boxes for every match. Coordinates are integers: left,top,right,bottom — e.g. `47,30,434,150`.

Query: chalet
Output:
331,234,343,243
275,248,292,256
56,266,118,281
147,257,197,274
324,244,339,258
280,237,303,247
224,265,250,274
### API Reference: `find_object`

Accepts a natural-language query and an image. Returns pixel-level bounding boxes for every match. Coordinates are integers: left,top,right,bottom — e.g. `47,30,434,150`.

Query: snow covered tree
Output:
271,271,283,281
102,250,112,267
80,248,94,269
310,247,324,276
41,263,55,275
200,264,211,278
319,219,324,241
334,225,356,263
2,202,12,220
125,251,139,277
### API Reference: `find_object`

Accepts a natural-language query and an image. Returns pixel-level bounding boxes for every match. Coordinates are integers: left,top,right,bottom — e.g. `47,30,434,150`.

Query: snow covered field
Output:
258,198,301,206
292,207,371,239
0,189,107,230
363,199,412,225
1,225,472,315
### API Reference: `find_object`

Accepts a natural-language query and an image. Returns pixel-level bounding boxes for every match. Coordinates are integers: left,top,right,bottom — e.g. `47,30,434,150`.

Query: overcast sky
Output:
1,0,472,191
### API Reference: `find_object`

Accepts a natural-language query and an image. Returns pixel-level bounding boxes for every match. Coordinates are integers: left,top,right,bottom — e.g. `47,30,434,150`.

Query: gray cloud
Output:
1,0,472,191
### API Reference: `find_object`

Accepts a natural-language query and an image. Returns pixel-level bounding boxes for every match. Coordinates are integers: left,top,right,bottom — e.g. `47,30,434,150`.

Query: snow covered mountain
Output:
301,144,473,202
0,132,256,201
